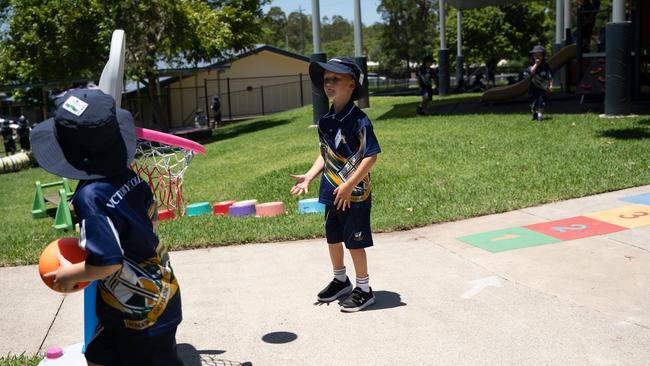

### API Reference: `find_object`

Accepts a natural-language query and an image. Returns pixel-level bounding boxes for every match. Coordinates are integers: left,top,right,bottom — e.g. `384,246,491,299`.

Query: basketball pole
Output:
84,29,126,353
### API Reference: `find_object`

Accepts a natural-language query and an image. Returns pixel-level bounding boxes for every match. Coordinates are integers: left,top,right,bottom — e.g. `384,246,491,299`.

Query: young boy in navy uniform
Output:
290,58,381,312
527,45,553,121
416,55,435,115
1,119,16,156
31,88,183,366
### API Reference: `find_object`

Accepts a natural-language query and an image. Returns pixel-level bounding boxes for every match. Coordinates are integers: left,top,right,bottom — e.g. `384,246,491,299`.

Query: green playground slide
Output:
481,44,578,104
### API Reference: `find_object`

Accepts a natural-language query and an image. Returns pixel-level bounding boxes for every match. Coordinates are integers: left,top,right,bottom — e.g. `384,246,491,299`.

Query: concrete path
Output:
1,186,649,365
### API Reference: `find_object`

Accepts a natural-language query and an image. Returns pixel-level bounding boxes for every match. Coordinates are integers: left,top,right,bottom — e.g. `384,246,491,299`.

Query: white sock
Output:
334,267,347,282
356,275,370,292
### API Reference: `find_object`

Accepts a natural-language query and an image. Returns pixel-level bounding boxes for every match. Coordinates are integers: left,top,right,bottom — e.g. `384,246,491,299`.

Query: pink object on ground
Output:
135,127,206,155
46,347,64,359
213,200,236,215
256,202,285,217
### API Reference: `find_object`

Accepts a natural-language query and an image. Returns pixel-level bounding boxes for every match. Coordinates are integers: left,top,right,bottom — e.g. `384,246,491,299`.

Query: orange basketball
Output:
38,237,89,293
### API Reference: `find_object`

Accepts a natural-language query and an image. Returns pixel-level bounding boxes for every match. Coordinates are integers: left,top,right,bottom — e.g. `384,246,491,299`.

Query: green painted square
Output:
458,227,561,253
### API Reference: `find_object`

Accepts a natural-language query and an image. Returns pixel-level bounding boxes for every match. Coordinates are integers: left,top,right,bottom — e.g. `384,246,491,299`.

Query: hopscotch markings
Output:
620,193,650,206
584,204,650,229
524,216,626,241
458,227,559,253
461,276,502,299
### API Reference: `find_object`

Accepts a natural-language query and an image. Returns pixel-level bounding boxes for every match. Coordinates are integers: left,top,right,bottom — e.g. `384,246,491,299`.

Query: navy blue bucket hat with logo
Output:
30,88,136,180
530,45,546,54
309,57,365,100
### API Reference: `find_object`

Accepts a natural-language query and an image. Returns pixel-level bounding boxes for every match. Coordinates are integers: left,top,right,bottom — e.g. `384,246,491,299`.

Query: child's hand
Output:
333,183,353,211
290,174,311,196
42,253,78,292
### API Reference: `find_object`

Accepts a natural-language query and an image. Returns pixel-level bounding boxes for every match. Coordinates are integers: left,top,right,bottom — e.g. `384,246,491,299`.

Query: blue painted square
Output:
621,193,650,206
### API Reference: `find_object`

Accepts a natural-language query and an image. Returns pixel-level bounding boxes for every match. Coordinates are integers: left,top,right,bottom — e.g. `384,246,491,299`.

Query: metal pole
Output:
456,10,464,89
556,0,564,44
299,73,304,106
227,77,232,120
260,85,265,115
353,0,363,57
438,0,450,95
311,0,321,53
564,0,571,40
612,0,625,22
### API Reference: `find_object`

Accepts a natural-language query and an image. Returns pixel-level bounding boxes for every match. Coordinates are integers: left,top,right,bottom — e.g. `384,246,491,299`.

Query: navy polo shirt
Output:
73,169,182,335
528,61,552,92
317,101,381,206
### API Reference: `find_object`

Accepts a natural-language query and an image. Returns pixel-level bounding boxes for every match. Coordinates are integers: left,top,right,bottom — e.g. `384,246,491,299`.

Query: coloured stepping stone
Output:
458,227,560,253
157,209,175,221
256,202,285,217
584,204,650,229
213,200,236,216
186,202,211,217
621,193,650,206
228,201,256,217
524,216,625,241
298,198,325,214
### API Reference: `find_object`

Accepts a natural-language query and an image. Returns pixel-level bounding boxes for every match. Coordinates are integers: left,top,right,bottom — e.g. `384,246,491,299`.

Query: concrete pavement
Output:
1,186,649,365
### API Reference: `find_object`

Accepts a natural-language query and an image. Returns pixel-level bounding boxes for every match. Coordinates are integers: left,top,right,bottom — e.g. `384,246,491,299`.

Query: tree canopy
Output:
0,0,266,127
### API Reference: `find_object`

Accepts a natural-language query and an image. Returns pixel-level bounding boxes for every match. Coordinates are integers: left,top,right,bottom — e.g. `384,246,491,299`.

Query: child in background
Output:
527,45,553,121
416,55,435,115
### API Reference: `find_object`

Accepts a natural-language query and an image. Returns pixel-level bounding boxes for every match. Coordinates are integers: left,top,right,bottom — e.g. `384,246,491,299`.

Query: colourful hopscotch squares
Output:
620,193,650,206
584,204,650,229
523,216,626,241
458,227,560,253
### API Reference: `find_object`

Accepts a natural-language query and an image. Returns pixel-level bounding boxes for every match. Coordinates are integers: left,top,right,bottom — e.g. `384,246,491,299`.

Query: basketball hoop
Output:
131,127,206,217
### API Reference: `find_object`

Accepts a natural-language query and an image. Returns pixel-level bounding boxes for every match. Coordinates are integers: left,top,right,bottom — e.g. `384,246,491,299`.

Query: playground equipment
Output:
298,198,325,214
481,44,578,104
0,152,31,173
256,202,285,217
31,178,75,232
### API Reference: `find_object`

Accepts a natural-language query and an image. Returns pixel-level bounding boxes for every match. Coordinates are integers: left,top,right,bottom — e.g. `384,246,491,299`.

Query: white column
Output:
612,0,624,22
439,0,447,49
456,10,462,56
354,0,363,57
564,0,571,39
311,0,321,53
555,0,564,44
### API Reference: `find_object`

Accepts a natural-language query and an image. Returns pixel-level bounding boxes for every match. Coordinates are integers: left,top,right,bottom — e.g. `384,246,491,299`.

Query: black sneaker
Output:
532,112,538,120
416,106,425,115
340,287,376,312
317,277,353,302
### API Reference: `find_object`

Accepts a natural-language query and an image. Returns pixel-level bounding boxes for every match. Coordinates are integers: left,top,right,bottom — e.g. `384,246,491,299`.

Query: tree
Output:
321,15,354,57
261,6,288,48
445,3,552,66
0,0,266,129
286,10,311,54
377,0,437,77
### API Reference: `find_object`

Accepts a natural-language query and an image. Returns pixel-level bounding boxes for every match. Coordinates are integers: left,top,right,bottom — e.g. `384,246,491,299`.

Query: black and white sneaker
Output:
317,277,353,302
339,287,376,312
532,112,538,121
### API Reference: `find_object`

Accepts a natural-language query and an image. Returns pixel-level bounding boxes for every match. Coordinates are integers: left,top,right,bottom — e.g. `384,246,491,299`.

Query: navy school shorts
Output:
529,89,547,110
325,204,373,249
85,325,183,366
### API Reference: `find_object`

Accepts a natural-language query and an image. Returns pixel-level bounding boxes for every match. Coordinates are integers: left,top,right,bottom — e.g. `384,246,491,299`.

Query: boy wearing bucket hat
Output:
290,57,381,312
527,45,553,122
31,88,183,365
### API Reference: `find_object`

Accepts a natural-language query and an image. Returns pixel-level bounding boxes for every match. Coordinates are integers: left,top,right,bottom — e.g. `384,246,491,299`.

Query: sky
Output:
262,0,384,25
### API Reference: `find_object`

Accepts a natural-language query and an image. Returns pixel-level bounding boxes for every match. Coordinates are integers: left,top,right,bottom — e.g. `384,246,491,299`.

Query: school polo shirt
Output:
72,169,181,335
527,61,552,92
317,101,381,206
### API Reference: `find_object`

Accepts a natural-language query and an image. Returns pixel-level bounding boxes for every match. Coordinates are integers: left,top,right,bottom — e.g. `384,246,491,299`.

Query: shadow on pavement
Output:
178,343,252,366
365,290,407,311
261,331,298,344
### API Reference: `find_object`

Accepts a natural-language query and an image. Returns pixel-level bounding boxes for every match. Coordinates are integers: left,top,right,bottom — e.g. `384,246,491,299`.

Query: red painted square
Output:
524,216,626,241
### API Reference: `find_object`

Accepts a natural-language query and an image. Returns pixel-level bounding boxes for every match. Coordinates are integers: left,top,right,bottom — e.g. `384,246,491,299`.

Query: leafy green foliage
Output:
445,2,552,65
376,0,437,77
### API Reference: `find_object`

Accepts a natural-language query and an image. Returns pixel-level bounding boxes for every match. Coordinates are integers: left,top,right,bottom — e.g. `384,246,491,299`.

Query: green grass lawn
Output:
1,95,649,266
0,354,40,366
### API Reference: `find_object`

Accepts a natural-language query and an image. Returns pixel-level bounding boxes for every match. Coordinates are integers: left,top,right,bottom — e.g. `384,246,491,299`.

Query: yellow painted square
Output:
584,204,650,228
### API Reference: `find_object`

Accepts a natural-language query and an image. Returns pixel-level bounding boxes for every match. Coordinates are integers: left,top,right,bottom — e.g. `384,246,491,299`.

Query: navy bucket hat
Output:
30,88,136,180
309,57,365,100
530,45,546,54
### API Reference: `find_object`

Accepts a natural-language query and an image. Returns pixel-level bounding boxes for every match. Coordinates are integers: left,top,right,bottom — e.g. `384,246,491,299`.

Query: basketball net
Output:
131,140,195,217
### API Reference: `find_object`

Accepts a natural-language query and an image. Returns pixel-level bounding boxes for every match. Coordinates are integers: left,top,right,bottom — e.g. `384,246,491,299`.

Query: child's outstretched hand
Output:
290,174,311,196
333,182,353,211
42,253,77,293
